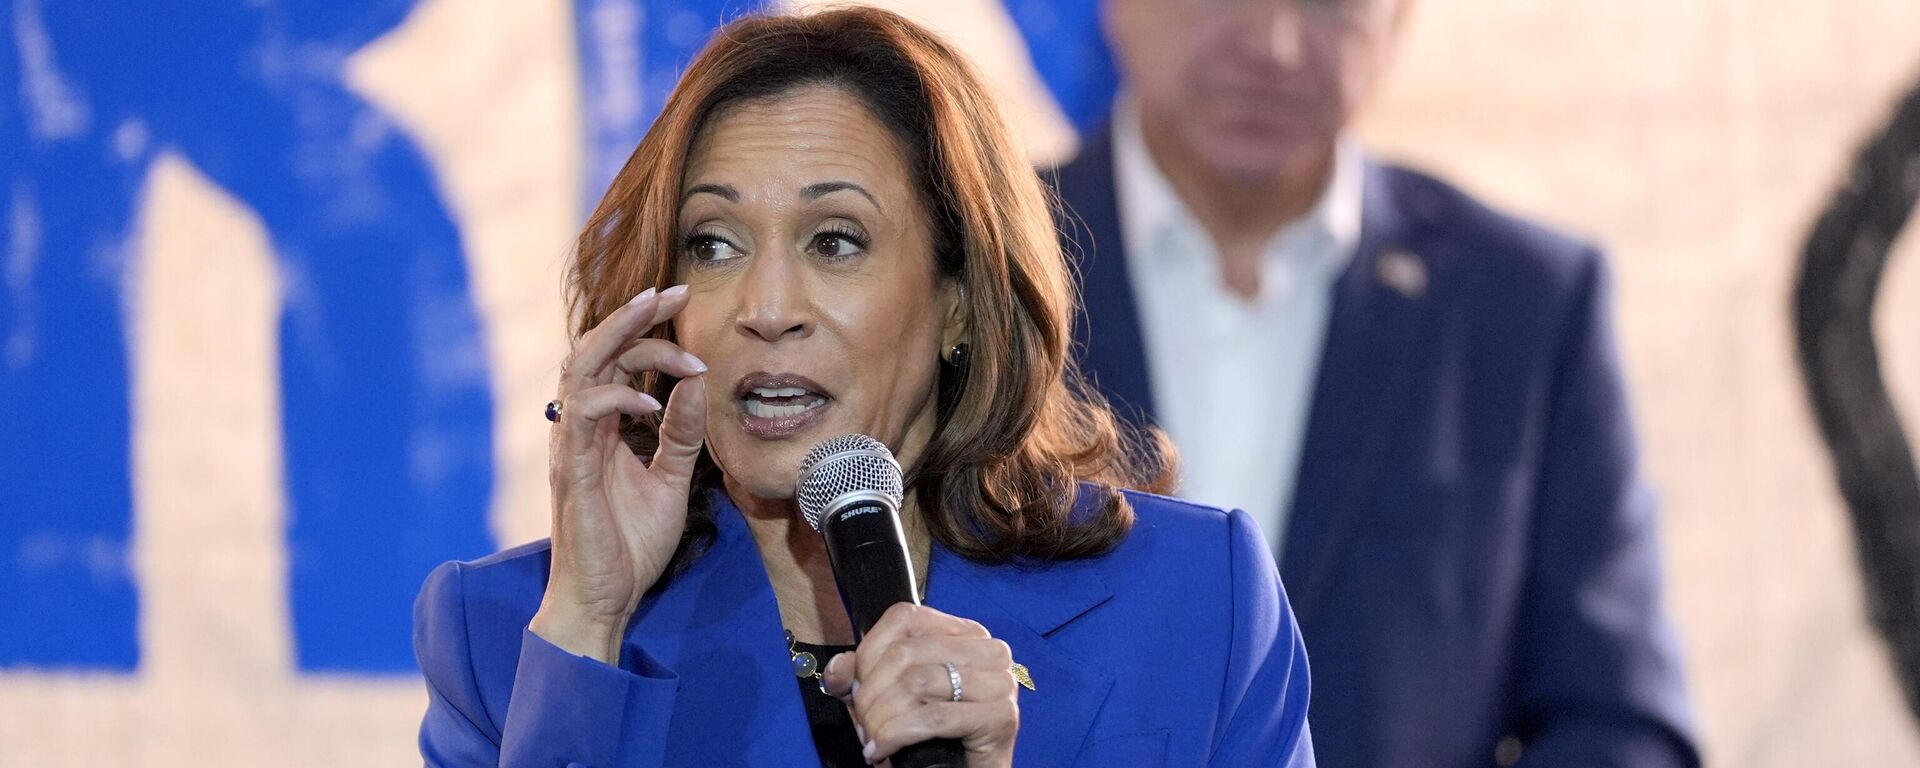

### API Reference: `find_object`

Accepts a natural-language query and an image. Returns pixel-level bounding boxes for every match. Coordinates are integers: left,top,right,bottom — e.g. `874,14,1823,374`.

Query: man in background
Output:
1049,0,1700,765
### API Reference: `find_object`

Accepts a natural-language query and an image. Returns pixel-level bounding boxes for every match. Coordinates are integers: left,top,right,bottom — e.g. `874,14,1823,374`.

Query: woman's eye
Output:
685,234,741,262
809,231,865,259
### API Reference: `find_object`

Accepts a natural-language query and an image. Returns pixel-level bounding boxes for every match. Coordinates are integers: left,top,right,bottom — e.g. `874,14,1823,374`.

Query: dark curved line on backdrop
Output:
1793,72,1920,727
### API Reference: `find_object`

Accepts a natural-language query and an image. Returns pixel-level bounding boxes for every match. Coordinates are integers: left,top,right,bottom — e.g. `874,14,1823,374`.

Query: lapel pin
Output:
1377,248,1427,300
1011,661,1035,691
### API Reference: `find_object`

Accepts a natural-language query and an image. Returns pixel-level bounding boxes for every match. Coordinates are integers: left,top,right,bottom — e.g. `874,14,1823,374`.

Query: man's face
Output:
1106,0,1407,181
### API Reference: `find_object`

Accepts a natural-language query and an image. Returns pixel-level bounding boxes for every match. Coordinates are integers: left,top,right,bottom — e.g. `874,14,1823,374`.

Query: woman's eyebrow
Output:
802,180,879,209
681,183,738,205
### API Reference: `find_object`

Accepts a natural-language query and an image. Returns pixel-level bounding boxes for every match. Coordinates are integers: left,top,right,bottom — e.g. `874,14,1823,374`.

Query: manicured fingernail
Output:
628,287,657,305
681,352,707,373
662,284,689,298
640,393,662,411
862,741,875,762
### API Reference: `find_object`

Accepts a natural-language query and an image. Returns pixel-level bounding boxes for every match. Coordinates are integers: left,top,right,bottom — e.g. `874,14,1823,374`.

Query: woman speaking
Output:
413,8,1314,767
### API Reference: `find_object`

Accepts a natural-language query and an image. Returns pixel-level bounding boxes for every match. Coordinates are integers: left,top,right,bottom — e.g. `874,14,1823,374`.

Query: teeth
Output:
743,398,824,419
751,386,810,398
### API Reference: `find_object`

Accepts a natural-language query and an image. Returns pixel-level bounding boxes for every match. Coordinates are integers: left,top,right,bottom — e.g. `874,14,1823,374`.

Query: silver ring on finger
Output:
944,661,963,702
545,399,564,422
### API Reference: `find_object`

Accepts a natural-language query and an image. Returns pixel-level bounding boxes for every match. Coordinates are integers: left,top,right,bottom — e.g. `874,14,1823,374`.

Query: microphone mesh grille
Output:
795,434,904,532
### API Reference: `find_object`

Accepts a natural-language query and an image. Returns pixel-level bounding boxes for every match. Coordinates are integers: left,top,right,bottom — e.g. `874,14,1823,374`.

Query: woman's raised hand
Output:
530,285,708,663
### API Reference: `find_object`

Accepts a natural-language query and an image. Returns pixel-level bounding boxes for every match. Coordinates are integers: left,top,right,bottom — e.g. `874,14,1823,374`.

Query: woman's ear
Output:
940,278,968,350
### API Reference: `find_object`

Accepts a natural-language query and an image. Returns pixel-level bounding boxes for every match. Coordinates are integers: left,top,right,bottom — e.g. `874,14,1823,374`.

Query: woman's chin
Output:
725,474,799,504
712,444,806,507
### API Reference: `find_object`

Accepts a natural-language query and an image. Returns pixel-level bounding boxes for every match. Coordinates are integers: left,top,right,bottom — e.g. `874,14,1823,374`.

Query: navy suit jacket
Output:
1049,128,1699,768
414,488,1315,767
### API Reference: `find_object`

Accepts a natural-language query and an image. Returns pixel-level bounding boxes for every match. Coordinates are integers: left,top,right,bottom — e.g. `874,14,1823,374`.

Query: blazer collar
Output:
927,534,1116,768
622,491,1118,767
1279,162,1448,626
621,493,817,765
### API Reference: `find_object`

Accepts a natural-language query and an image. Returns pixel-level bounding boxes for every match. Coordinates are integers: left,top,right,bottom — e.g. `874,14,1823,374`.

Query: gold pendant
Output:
1011,662,1035,691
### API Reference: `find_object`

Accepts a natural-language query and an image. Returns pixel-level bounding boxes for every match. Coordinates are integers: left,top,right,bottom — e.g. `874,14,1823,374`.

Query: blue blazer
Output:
1049,128,1699,768
414,489,1315,767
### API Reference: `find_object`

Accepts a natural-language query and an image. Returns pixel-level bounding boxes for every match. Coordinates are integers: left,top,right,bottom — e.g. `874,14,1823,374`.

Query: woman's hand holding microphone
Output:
823,604,1021,768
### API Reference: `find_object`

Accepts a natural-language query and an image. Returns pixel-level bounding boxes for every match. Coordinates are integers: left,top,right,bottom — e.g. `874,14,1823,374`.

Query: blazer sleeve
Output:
413,561,681,768
1209,509,1317,767
1510,251,1700,768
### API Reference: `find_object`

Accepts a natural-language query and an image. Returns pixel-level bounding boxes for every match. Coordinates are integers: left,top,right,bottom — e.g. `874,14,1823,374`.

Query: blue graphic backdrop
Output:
1,0,1113,675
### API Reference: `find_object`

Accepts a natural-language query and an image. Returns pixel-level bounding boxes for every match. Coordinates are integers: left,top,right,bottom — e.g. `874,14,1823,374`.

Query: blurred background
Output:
3,0,1918,764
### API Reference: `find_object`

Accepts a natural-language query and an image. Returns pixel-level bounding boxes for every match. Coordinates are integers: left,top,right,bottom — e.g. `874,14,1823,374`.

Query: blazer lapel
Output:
1281,162,1447,627
926,545,1116,768
624,494,820,767
1052,128,1157,426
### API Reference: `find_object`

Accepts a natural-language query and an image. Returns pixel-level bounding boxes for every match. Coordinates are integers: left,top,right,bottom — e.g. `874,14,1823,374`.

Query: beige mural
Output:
1359,1,1920,765
4,0,1919,765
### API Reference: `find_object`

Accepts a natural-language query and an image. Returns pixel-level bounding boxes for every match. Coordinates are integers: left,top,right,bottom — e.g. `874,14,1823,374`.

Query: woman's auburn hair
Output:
567,6,1175,571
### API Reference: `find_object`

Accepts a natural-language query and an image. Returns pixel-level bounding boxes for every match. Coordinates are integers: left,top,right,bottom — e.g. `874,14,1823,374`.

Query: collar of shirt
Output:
1110,98,1364,307
1105,98,1366,546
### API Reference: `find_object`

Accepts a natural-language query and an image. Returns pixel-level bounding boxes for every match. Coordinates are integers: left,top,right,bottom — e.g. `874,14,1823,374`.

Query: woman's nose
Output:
734,251,813,342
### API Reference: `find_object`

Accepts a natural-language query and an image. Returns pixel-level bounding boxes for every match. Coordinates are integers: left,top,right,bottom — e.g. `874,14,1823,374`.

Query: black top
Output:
792,638,865,767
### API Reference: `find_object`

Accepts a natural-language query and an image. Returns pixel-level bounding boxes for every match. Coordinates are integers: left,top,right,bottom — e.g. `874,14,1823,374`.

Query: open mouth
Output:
734,372,831,437
742,385,828,418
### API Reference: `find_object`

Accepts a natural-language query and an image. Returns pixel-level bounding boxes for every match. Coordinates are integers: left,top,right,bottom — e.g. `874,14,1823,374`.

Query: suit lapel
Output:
625,494,820,767
1280,162,1446,627
1052,128,1157,426
926,545,1115,768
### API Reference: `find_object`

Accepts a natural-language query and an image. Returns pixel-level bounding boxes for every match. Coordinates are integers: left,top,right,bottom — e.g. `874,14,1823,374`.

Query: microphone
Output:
796,434,965,768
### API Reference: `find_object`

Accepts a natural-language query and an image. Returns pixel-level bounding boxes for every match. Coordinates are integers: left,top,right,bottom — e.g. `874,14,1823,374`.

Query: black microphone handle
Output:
822,501,967,768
